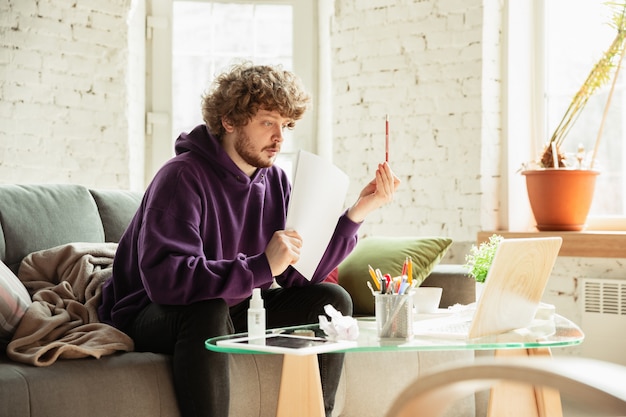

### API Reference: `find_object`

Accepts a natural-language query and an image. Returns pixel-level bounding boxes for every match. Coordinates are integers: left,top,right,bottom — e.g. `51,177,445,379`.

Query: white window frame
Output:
502,0,540,232
145,0,322,184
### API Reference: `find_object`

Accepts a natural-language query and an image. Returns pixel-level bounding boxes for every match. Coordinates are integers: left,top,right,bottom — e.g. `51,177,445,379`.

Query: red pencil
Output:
401,256,408,276
385,114,389,162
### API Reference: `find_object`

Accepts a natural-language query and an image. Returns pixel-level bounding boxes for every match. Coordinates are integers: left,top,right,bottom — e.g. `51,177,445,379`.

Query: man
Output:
98,62,400,417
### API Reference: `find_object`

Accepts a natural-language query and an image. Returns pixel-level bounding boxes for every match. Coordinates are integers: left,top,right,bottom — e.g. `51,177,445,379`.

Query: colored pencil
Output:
385,114,389,162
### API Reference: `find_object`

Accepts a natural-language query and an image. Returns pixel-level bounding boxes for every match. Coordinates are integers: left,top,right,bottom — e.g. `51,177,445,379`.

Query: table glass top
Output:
205,312,584,354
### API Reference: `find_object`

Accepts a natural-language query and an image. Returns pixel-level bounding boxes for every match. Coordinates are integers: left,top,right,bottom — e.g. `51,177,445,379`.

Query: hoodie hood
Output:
174,124,267,183
174,124,218,157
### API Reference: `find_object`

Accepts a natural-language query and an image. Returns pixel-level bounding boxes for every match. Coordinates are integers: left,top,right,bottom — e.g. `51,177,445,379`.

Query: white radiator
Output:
581,278,626,366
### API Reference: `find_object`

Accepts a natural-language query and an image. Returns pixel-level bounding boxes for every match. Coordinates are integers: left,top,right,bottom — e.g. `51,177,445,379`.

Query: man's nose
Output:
273,127,284,143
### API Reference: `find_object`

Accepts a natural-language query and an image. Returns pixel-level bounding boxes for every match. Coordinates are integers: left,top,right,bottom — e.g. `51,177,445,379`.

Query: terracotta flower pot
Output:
522,169,599,231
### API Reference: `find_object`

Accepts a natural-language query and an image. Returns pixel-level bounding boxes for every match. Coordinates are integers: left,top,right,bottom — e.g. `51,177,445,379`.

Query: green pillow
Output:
338,236,453,315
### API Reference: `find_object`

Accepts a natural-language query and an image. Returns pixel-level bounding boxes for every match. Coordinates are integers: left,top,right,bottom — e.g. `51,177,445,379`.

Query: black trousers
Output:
126,283,353,417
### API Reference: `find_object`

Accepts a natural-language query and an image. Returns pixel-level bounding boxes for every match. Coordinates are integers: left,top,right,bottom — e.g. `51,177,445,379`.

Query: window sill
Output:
477,231,626,258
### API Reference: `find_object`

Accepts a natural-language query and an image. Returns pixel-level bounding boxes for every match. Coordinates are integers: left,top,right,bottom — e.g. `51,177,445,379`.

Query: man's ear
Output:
222,116,235,133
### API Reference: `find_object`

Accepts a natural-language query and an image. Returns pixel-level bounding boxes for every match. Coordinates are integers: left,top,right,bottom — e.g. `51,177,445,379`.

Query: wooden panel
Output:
487,348,563,417
276,354,325,417
477,231,626,258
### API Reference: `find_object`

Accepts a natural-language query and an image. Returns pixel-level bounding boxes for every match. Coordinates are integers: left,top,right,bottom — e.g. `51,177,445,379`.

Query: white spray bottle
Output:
247,288,266,343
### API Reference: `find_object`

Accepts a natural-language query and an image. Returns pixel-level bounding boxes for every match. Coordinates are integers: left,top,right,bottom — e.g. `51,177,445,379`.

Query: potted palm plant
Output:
521,1,626,231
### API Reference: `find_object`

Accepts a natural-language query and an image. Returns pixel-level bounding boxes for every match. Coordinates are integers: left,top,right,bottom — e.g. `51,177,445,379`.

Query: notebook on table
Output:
413,237,563,339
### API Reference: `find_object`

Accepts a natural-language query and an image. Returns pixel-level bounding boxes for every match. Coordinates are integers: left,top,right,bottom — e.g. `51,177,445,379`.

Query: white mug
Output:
413,287,443,314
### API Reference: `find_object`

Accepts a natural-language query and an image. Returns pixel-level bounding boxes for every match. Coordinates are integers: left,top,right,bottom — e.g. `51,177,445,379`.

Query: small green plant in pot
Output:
464,235,503,301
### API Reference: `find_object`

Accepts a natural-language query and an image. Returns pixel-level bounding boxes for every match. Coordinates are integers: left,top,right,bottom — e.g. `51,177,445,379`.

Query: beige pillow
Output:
0,260,32,347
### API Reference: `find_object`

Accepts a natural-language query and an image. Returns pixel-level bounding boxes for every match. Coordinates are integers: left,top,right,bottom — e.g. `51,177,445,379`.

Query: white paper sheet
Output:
285,150,350,280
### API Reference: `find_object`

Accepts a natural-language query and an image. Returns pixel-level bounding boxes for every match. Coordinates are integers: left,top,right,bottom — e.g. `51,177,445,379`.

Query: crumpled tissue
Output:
318,304,359,341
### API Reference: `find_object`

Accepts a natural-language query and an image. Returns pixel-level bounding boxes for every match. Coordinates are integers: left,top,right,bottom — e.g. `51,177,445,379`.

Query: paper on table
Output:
285,150,350,280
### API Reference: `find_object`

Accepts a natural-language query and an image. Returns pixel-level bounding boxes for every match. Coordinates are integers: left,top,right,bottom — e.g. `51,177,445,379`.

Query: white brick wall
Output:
331,0,496,256
0,0,622,361
0,0,135,188
330,2,626,364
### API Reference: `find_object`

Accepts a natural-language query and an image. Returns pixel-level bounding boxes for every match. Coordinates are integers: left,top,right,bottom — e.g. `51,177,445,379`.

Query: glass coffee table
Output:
206,313,584,417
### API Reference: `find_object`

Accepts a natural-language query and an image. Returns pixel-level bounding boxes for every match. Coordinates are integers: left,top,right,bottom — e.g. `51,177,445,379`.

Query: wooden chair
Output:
385,355,626,417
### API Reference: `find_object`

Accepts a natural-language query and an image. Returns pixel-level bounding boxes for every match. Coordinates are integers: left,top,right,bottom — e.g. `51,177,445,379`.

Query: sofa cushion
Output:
89,189,143,242
0,184,105,272
0,350,285,417
338,236,453,315
421,264,474,307
336,349,475,417
0,260,31,349
0,352,180,417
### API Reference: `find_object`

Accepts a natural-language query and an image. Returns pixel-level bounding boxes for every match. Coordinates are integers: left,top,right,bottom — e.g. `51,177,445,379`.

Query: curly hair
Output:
201,62,311,138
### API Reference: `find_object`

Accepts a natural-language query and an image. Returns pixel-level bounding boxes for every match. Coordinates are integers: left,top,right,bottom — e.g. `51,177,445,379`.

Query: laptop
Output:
413,237,563,339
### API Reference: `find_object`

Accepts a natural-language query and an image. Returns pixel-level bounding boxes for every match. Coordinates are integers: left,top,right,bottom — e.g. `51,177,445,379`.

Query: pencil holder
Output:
375,292,413,340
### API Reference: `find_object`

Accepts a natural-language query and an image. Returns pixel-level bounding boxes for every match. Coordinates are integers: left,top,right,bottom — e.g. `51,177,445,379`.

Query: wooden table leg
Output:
276,354,325,417
487,348,563,417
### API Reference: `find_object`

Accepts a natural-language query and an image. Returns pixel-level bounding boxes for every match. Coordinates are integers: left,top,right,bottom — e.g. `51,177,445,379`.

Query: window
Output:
146,0,318,183
504,0,626,231
543,0,626,222
172,2,293,137
172,1,296,175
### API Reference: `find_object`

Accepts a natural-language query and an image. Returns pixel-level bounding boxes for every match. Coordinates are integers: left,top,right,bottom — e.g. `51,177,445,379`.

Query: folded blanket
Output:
7,242,134,366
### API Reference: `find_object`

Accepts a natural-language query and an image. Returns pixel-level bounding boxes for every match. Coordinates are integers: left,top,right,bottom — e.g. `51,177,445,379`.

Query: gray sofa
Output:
0,184,476,417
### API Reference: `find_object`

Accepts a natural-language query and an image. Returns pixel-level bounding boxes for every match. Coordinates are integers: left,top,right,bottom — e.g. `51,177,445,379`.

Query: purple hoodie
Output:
98,124,360,330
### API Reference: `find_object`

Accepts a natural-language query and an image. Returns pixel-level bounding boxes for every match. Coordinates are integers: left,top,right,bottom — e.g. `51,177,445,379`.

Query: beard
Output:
234,128,279,168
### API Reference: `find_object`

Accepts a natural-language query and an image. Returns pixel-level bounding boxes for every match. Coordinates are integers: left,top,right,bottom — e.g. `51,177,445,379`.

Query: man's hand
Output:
347,162,401,223
264,230,302,276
